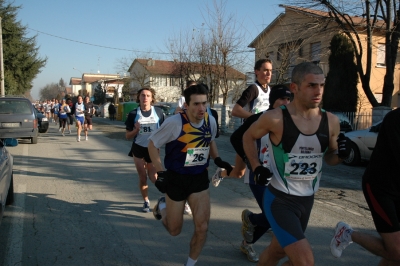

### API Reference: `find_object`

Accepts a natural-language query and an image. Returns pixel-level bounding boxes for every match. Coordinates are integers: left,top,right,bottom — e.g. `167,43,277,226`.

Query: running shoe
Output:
211,167,224,187
68,130,71,134
241,209,255,243
142,201,150,213
62,133,65,137
153,196,165,220
184,202,192,215
77,137,80,142
85,136,88,141
240,240,259,262
330,221,354,258
58,127,62,132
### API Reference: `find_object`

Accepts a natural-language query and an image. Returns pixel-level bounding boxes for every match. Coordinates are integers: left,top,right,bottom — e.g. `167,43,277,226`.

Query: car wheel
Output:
6,173,14,205
31,136,38,144
343,142,361,166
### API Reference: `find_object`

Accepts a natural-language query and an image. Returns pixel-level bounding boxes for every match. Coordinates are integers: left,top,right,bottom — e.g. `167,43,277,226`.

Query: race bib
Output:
284,153,323,180
184,147,210,166
139,123,157,135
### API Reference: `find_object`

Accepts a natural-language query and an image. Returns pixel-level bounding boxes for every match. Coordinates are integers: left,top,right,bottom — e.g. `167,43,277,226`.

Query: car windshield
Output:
0,100,32,114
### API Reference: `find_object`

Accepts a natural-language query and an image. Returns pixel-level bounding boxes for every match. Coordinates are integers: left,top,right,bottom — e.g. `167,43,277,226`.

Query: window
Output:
377,43,385,67
310,42,321,62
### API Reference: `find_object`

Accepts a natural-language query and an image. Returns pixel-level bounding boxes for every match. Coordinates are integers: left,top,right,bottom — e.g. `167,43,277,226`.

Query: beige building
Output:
69,73,120,97
248,5,400,111
127,58,245,105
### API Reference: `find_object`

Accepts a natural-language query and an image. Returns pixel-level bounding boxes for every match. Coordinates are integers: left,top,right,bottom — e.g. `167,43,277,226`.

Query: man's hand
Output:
253,166,273,185
337,133,351,159
214,157,233,176
155,171,168,193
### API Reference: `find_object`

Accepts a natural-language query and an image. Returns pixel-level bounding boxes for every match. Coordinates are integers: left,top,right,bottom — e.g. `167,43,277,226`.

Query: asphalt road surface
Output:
0,118,381,265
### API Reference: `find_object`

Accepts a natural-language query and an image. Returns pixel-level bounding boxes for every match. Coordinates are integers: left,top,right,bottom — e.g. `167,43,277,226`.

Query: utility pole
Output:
0,17,5,96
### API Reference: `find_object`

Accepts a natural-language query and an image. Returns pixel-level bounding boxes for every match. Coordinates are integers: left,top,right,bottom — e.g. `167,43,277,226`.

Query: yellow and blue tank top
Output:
164,111,212,175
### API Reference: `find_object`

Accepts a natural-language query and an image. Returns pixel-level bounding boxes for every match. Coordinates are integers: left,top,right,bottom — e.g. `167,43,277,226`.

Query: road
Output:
0,118,381,265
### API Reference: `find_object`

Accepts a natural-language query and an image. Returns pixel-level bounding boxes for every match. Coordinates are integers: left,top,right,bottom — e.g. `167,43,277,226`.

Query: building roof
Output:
69,74,120,85
69,77,82,85
249,4,386,48
129,58,245,79
82,73,119,83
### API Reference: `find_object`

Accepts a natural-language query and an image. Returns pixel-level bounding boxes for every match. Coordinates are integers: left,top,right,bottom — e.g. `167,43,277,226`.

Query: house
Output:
248,4,400,112
69,73,120,97
90,78,125,100
127,58,246,105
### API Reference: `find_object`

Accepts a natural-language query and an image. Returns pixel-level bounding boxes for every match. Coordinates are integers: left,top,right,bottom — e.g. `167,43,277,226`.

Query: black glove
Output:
337,133,351,159
155,171,168,193
243,156,253,171
253,166,273,185
214,157,233,176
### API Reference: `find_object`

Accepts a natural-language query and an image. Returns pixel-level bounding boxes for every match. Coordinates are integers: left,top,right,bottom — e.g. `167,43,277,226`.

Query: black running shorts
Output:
128,142,152,163
362,180,400,233
166,169,209,201
84,116,92,125
263,185,314,248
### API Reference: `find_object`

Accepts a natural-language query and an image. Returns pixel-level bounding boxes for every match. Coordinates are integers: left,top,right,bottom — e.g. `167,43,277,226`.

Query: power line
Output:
27,27,255,55
27,27,170,55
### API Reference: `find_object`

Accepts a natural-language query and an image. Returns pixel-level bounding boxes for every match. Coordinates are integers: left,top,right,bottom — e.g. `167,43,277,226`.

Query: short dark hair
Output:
186,80,197,88
254,58,272,71
184,84,208,105
291,62,324,86
136,87,156,104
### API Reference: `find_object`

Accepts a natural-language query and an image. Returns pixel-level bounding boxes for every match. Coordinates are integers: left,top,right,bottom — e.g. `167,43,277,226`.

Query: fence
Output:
344,111,372,131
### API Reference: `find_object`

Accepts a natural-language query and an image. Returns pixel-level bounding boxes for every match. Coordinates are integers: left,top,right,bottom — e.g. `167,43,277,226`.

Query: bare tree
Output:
202,0,247,106
39,83,60,100
164,0,247,106
288,0,400,107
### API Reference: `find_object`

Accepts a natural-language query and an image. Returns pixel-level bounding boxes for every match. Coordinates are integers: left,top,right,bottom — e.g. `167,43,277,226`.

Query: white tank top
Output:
247,83,270,114
134,106,160,147
75,103,85,117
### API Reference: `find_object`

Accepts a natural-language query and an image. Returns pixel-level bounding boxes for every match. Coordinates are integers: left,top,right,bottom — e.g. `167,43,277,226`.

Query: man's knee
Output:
165,221,182,236
194,220,209,236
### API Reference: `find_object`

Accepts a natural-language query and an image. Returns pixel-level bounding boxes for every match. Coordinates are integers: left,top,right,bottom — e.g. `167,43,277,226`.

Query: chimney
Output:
147,58,155,66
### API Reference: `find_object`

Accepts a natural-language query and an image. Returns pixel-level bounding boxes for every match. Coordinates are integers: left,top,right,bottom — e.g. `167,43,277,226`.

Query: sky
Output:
13,0,284,100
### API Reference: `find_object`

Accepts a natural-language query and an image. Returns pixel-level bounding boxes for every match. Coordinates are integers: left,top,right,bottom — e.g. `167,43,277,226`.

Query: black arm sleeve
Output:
236,84,259,107
230,112,263,159
210,108,219,138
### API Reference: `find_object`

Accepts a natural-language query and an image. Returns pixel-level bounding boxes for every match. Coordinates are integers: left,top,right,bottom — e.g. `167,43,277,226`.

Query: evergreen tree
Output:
323,34,358,112
93,84,105,104
121,80,130,102
0,1,47,95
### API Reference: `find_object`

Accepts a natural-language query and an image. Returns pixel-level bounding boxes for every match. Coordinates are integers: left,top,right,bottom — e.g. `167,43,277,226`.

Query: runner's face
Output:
293,73,325,109
139,90,152,108
77,97,83,103
273,97,290,108
255,62,272,85
186,94,207,123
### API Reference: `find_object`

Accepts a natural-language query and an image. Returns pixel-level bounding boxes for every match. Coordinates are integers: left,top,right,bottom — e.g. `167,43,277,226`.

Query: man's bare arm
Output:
324,113,345,166
148,140,164,172
243,113,273,170
231,104,253,119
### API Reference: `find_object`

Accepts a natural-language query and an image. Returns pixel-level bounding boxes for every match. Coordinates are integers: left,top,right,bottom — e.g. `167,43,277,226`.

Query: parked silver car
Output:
0,96,38,144
0,138,18,224
343,120,382,166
